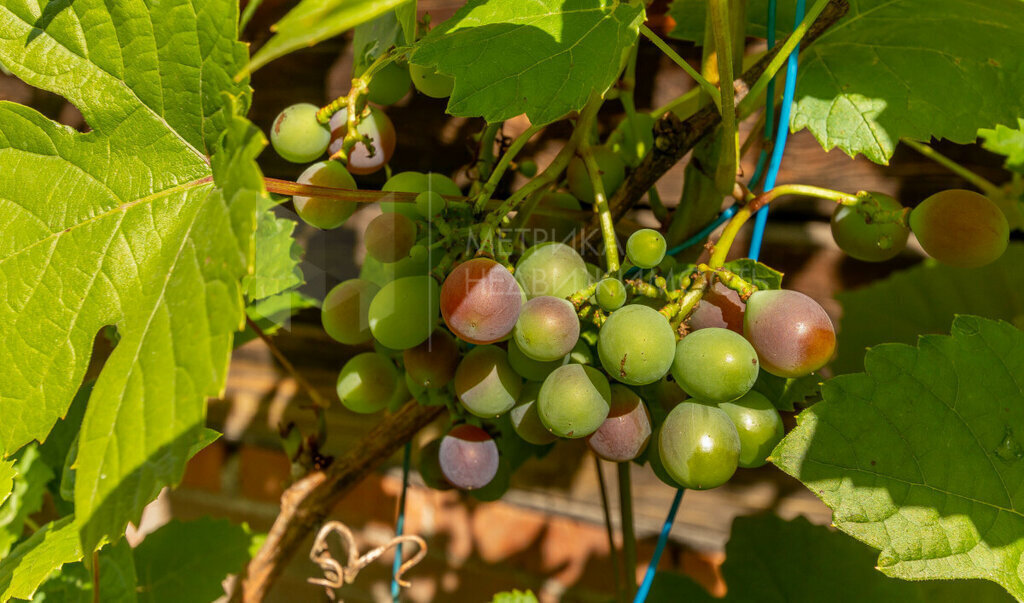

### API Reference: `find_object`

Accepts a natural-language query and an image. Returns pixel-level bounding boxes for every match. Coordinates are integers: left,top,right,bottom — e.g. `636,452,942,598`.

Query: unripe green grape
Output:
336,352,399,413
321,279,380,345
387,374,411,411
509,382,557,445
424,172,462,197
671,328,759,402
381,171,460,218
626,229,667,269
292,161,357,229
368,275,440,349
613,113,656,168
419,438,453,490
568,338,595,366
328,106,396,175
909,189,1009,268
416,190,445,218
271,103,330,163
658,400,740,490
647,426,683,488
743,289,836,378
454,345,522,418
538,364,611,438
566,147,626,204
409,62,455,98
518,159,538,177
403,329,459,389
598,304,676,385
718,390,784,468
409,244,428,262
595,278,626,312
515,242,591,299
366,61,411,106
439,424,499,490
587,385,652,462
365,212,416,263
507,338,562,381
513,296,580,361
830,193,909,262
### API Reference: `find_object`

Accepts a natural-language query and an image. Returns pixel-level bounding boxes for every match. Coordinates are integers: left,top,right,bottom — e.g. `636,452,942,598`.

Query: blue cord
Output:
749,0,805,261
391,442,412,601
633,489,685,603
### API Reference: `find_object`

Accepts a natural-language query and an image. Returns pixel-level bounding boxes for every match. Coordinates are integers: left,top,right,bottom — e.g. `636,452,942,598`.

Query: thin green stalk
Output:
618,462,637,599
648,187,668,223
640,25,720,109
621,42,640,117
595,456,623,601
472,122,503,195
475,123,545,212
901,138,1001,196
239,0,263,31
583,148,621,272
709,0,739,194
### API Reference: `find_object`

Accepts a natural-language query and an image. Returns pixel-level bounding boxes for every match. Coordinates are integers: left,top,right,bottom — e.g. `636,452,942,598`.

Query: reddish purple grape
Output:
328,107,396,175
441,258,523,344
743,290,836,378
688,281,745,334
403,330,459,389
438,424,499,490
513,296,580,361
587,385,652,462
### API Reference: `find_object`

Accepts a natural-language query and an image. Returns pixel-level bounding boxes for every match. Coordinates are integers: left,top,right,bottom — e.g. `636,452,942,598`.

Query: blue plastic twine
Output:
391,442,412,601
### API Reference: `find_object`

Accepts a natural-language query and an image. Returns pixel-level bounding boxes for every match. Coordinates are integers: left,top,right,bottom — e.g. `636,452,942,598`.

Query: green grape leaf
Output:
134,518,253,603
235,290,319,348
0,516,82,601
410,0,645,125
246,0,411,75
835,244,1024,374
980,119,1024,174
0,462,12,509
722,258,783,291
0,446,54,556
752,371,821,412
773,316,1024,599
353,8,409,76
490,589,540,603
0,0,267,554
243,211,303,301
648,514,1013,602
32,539,138,603
667,0,1024,164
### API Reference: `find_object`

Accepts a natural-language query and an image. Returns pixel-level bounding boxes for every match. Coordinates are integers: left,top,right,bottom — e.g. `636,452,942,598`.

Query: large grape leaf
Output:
835,244,1024,374
32,539,138,603
648,514,1012,602
980,119,1024,174
0,445,53,556
667,0,1024,164
410,0,645,125
0,462,13,508
0,0,265,554
773,316,1024,598
0,516,81,601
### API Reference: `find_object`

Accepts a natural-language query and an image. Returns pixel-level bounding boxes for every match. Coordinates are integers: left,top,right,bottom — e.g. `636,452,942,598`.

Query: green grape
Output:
909,189,1010,268
743,290,836,378
569,338,595,366
336,352,399,414
658,401,740,490
515,242,592,299
538,364,611,438
718,390,784,468
292,161,358,230
513,296,580,361
507,338,562,381
598,304,676,385
366,61,411,106
518,159,538,177
409,244,428,262
416,191,445,218
328,106,396,175
403,329,459,389
587,385,652,462
510,382,557,445
671,327,759,402
439,424,499,490
566,147,626,204
647,426,683,488
365,212,417,263
270,103,330,163
612,113,656,168
595,278,626,312
381,171,460,218
387,373,410,411
626,229,667,269
419,438,453,490
523,192,582,245
425,172,462,197
409,62,455,98
830,192,909,262
454,345,522,417
321,279,380,345
367,275,440,349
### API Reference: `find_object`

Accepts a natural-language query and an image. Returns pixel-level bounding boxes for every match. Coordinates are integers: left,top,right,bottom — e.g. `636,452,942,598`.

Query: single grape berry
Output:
598,304,676,385
515,242,592,299
909,189,1009,268
291,161,358,230
507,337,563,382
658,401,740,490
587,385,652,462
518,159,538,177
454,345,522,417
830,193,910,262
513,296,580,361
719,390,784,468
438,424,499,490
743,289,836,378
403,329,459,389
336,352,399,414
509,382,558,445
595,278,627,312
671,327,759,402
409,63,455,98
368,275,440,350
364,212,416,263
366,61,411,106
566,147,626,204
381,171,460,218
271,103,330,163
328,107,397,175
538,364,612,438
322,279,380,345
441,258,523,344
416,191,445,218
626,229,667,269
687,281,745,334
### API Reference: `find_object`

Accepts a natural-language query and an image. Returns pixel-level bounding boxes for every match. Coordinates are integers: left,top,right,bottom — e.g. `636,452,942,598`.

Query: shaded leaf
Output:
32,538,137,603
0,446,54,556
752,371,821,412
0,516,82,601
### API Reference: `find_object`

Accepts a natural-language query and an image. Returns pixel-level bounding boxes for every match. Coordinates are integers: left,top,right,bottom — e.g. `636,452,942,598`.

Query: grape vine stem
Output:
618,462,637,600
